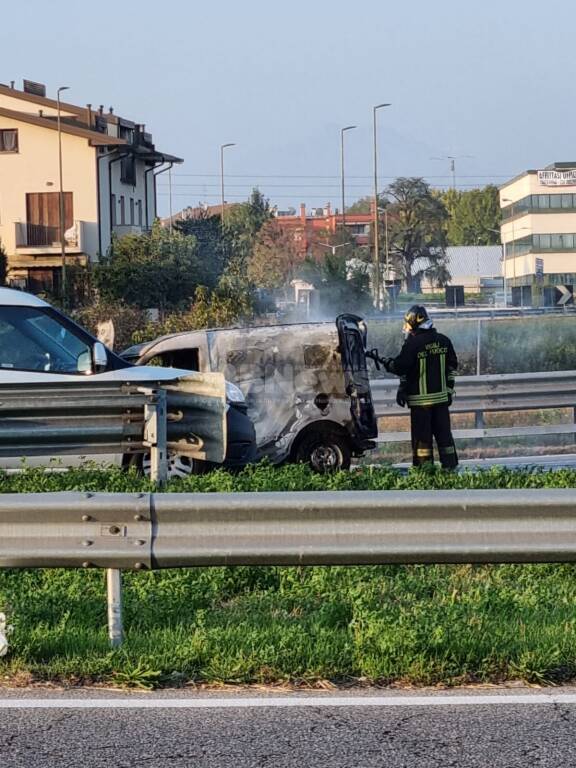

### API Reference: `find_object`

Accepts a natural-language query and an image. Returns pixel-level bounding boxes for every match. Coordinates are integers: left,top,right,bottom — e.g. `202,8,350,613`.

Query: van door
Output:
335,314,378,441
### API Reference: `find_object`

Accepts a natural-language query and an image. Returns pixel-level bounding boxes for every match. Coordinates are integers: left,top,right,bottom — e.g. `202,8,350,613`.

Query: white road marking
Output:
0,694,575,709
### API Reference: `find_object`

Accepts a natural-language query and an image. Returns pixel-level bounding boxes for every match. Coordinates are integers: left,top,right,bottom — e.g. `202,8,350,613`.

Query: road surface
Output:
0,688,575,767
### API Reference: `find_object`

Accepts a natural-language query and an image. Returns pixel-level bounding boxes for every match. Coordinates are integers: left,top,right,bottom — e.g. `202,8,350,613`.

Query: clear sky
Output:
3,0,574,215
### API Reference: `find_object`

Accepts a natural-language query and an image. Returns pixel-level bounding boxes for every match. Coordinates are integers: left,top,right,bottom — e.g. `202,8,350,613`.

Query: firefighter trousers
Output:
410,404,458,469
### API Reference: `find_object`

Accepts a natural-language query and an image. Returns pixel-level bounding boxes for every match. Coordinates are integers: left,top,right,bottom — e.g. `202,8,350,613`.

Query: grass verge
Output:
0,462,575,688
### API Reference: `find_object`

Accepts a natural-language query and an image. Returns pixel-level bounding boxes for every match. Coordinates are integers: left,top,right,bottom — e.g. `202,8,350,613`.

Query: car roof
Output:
124,321,338,358
0,288,50,307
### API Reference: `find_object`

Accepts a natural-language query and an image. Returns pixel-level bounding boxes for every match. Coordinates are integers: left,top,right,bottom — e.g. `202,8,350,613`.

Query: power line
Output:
168,172,511,180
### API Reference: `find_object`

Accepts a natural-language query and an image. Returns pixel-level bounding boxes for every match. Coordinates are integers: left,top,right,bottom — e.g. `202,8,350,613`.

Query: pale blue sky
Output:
3,0,574,214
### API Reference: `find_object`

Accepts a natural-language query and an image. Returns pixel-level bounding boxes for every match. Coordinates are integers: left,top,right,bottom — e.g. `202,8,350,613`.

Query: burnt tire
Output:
293,428,352,473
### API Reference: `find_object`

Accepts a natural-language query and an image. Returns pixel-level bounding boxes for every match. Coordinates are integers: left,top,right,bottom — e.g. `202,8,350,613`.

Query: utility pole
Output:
372,103,391,310
57,86,70,305
340,125,356,227
220,143,235,231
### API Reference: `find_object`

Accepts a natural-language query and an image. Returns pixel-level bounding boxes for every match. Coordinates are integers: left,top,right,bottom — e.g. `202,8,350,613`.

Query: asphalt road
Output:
0,689,575,767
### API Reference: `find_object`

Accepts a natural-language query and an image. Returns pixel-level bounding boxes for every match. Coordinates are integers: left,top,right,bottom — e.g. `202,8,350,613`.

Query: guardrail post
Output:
143,388,168,486
106,568,123,648
475,410,485,455
476,319,482,376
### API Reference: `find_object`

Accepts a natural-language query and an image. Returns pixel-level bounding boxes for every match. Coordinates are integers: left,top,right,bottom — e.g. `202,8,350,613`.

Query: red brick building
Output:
274,203,373,255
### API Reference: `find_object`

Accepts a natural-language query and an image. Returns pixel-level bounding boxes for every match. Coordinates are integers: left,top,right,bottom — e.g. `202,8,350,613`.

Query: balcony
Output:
14,221,86,254
112,224,147,237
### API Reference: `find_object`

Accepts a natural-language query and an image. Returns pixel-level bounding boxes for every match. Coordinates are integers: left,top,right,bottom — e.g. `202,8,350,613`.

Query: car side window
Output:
0,306,92,374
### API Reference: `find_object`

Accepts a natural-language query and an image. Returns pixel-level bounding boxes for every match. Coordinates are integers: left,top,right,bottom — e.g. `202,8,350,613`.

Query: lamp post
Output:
57,86,70,305
315,241,352,257
373,103,391,309
220,143,235,230
340,125,356,227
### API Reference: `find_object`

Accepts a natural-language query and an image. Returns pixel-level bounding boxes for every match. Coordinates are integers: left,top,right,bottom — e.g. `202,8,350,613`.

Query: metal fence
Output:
370,369,576,444
1,488,576,645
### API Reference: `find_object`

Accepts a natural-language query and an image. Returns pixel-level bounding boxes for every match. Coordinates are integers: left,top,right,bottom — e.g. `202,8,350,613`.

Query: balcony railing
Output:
15,221,84,250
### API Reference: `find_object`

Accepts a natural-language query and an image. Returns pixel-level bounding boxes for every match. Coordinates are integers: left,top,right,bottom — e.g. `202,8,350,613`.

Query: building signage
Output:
535,257,544,283
537,169,576,186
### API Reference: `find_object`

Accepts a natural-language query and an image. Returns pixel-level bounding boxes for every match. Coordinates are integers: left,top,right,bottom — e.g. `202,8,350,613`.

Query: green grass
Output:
1,462,576,688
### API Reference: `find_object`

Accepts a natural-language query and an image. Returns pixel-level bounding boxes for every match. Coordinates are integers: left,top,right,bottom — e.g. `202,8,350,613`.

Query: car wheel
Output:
293,429,352,472
127,452,207,479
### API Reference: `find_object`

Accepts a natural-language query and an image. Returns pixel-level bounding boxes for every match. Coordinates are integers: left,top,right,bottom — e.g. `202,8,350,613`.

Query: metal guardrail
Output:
1,489,576,645
370,370,576,443
0,378,226,481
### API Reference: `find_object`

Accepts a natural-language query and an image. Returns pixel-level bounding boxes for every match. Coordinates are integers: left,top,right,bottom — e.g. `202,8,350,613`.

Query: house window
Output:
111,194,117,226
0,129,18,153
129,198,135,225
120,196,125,225
120,155,136,185
137,200,143,227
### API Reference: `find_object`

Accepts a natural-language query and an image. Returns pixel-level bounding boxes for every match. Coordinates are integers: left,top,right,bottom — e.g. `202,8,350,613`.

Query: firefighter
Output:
382,305,458,469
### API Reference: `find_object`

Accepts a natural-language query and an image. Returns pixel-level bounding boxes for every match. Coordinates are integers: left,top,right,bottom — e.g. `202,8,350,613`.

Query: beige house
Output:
0,79,182,293
500,162,576,306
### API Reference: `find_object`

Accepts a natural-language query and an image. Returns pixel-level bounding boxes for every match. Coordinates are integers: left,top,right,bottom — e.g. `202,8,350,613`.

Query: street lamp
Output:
340,125,356,227
57,86,70,305
373,103,391,309
315,241,352,256
220,143,235,230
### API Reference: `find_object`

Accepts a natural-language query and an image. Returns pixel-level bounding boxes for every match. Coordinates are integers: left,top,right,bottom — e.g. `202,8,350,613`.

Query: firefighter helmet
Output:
403,305,433,334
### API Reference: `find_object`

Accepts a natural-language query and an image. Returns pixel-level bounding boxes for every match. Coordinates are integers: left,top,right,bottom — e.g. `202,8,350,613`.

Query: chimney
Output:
99,105,104,115
300,203,306,224
86,103,92,127
10,81,15,89
326,202,332,216
38,109,43,117
109,106,114,115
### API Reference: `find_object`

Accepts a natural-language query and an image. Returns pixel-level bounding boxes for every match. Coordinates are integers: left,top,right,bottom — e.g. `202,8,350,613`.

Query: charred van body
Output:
121,314,378,472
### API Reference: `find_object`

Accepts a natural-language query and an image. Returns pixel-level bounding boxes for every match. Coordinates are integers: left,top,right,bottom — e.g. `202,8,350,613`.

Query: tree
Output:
222,188,272,281
383,178,450,291
441,185,501,245
94,223,210,311
345,196,372,215
248,220,303,293
174,208,226,280
299,249,372,315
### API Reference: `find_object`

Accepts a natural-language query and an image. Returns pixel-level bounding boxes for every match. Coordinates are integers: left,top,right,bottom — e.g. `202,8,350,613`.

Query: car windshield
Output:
0,306,93,374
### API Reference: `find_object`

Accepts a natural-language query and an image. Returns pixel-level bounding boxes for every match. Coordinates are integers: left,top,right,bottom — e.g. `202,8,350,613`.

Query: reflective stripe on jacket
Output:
387,329,457,407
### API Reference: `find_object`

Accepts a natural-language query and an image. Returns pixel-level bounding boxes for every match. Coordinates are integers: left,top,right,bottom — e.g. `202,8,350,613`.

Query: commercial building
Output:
0,79,182,293
499,162,576,306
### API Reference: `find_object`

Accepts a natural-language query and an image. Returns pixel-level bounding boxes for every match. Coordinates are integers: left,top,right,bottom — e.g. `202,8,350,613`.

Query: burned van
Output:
121,314,378,471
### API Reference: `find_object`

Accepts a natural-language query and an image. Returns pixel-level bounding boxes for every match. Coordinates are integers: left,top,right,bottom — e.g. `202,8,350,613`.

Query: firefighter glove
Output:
396,389,407,408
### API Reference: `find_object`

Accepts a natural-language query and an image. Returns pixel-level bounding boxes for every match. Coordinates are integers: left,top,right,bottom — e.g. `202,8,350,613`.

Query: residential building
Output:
274,203,373,255
0,79,182,293
161,202,237,229
499,162,576,306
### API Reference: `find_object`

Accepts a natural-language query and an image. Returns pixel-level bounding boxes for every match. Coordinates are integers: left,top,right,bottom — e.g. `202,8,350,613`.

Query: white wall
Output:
0,116,98,258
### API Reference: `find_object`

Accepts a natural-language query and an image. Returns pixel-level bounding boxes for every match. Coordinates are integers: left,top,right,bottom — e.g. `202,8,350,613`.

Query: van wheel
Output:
293,429,352,472
125,452,206,479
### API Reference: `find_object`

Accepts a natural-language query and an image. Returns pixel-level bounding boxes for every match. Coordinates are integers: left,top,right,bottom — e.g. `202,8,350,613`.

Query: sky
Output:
3,0,575,215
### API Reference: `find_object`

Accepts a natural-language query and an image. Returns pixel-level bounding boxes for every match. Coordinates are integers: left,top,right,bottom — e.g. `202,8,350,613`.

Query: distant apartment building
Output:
274,203,373,254
500,162,576,306
0,79,182,293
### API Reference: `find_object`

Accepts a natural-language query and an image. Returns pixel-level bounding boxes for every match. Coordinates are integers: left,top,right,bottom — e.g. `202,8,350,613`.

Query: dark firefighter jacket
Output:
387,328,458,407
